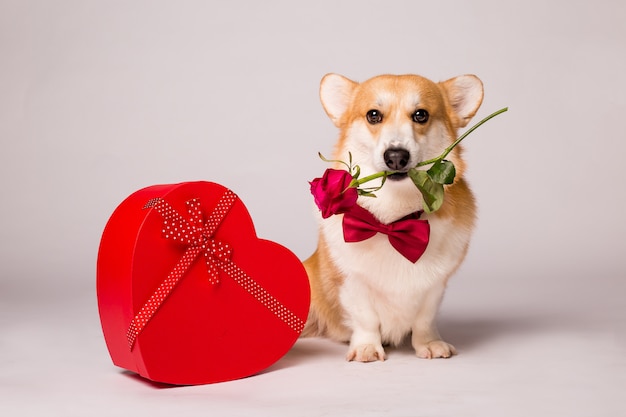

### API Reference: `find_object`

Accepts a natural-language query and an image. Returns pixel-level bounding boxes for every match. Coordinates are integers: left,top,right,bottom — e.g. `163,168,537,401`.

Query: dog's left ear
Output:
439,75,484,128
320,73,357,128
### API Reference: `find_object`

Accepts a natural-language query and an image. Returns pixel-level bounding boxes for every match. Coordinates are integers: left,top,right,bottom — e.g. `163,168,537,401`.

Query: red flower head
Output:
310,169,358,219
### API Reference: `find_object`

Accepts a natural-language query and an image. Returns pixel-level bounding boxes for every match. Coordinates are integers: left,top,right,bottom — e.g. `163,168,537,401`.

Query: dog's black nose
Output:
384,148,410,171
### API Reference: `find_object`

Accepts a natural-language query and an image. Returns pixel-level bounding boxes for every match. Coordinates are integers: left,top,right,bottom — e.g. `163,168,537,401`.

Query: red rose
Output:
310,169,358,218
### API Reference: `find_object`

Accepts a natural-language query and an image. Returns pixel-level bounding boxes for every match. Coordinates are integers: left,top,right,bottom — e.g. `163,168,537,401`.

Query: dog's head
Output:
320,73,484,185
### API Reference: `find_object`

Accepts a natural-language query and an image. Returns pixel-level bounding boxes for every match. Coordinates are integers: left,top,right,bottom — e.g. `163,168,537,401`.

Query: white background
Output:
1,1,625,416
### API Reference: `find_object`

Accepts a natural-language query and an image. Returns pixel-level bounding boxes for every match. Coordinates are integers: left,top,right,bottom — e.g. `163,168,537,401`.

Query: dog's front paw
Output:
346,344,386,362
414,340,457,359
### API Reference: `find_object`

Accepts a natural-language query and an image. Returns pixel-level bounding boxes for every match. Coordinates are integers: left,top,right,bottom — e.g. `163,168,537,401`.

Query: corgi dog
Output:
302,73,484,362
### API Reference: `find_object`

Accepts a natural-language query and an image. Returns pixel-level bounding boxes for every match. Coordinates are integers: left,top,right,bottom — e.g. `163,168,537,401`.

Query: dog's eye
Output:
412,109,429,124
366,110,383,124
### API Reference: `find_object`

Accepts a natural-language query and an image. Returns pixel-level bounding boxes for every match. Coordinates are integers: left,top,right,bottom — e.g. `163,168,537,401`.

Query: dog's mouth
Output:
387,172,409,181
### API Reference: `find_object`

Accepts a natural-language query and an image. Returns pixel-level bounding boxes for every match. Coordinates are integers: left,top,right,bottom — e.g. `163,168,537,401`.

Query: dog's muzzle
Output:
384,148,410,180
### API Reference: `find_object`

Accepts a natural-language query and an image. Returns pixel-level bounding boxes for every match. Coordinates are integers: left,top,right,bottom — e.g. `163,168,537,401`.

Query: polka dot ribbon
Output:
126,190,305,350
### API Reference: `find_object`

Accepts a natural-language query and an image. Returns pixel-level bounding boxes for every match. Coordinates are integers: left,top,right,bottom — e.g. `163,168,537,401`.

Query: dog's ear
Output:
439,75,484,128
320,74,357,127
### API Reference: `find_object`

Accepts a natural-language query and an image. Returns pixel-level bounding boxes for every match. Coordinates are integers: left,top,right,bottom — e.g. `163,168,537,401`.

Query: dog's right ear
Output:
320,74,357,127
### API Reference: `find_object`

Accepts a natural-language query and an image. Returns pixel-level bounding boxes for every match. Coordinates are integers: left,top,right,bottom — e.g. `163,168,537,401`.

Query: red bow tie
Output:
342,205,430,263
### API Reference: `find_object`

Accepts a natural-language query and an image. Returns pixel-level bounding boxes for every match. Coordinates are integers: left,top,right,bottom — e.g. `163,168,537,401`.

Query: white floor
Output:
2,266,624,417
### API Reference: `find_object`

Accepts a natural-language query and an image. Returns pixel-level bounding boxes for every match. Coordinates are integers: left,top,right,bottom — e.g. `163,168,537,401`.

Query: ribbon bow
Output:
146,195,235,285
342,205,430,263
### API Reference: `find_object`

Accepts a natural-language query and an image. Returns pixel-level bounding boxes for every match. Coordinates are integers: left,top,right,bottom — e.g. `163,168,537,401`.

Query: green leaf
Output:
427,160,456,184
358,190,378,198
318,152,351,172
408,169,444,213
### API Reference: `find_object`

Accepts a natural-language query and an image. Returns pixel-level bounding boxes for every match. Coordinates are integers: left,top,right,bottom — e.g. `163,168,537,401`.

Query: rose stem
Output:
415,106,508,167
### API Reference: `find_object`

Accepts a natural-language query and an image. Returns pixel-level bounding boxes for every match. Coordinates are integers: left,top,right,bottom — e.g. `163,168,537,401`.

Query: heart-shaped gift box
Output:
97,181,310,385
